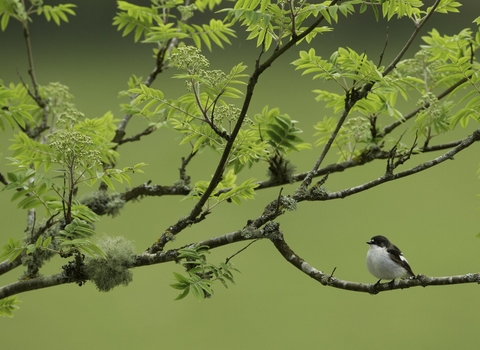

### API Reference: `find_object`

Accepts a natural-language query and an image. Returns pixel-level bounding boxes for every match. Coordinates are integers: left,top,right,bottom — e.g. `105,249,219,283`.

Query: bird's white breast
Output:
366,245,411,280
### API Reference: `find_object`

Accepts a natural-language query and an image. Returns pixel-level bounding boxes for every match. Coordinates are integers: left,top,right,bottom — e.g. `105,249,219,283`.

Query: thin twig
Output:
276,187,284,213
179,150,197,185
327,267,337,283
116,125,157,147
383,0,442,76
300,107,350,190
288,0,297,39
393,132,418,169
225,239,259,264
385,129,408,175
378,26,389,67
20,0,44,107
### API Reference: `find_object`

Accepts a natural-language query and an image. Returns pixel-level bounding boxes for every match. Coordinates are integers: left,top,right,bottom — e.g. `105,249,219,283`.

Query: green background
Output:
1,1,480,349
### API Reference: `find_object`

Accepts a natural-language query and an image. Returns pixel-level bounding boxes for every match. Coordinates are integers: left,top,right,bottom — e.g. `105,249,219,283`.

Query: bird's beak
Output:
366,240,372,245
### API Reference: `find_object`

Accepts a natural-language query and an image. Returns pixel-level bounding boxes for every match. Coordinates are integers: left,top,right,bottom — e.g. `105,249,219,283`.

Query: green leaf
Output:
38,4,77,25
0,296,21,318
26,244,36,254
42,236,52,248
171,245,239,301
17,196,41,210
35,236,43,247
0,238,24,262
10,189,31,203
174,287,190,301
170,282,188,290
1,13,10,31
190,283,205,301
172,271,192,284
254,106,310,154
101,176,115,190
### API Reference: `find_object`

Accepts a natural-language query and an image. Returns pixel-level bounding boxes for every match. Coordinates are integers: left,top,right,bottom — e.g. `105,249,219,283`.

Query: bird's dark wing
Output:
387,247,415,277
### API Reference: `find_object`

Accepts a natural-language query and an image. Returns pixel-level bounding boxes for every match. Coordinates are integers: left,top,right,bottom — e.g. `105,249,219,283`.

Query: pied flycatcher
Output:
366,235,415,285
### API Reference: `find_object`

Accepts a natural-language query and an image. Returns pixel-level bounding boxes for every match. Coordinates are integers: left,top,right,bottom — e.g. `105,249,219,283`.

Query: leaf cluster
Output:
0,296,21,318
5,113,144,215
358,0,461,22
185,169,258,208
293,47,384,92
113,0,235,51
221,0,355,50
0,216,105,269
0,0,76,30
132,46,310,175
254,106,311,154
57,218,106,259
0,83,38,131
1,82,144,294
314,116,373,161
171,245,239,301
294,21,480,158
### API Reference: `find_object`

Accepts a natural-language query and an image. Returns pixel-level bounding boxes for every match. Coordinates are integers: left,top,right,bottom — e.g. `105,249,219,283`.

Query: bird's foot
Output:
369,280,382,295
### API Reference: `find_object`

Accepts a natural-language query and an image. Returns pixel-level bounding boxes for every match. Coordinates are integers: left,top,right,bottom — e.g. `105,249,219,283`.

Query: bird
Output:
366,235,415,286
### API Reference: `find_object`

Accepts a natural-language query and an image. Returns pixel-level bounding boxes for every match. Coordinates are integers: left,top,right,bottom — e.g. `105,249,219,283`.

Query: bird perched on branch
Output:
366,235,415,286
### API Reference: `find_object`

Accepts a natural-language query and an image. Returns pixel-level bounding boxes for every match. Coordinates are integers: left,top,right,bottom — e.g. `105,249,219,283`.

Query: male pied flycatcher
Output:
366,235,415,285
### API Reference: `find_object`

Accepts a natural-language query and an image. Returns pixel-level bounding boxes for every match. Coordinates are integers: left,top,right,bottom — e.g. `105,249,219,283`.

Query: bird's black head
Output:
366,235,390,248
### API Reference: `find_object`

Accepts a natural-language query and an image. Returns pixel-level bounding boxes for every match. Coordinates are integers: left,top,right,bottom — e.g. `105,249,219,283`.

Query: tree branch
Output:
0,257,22,276
121,181,190,203
300,128,480,202
114,134,467,206
3,214,479,300
0,228,265,299
271,228,480,294
0,273,69,300
134,228,264,267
